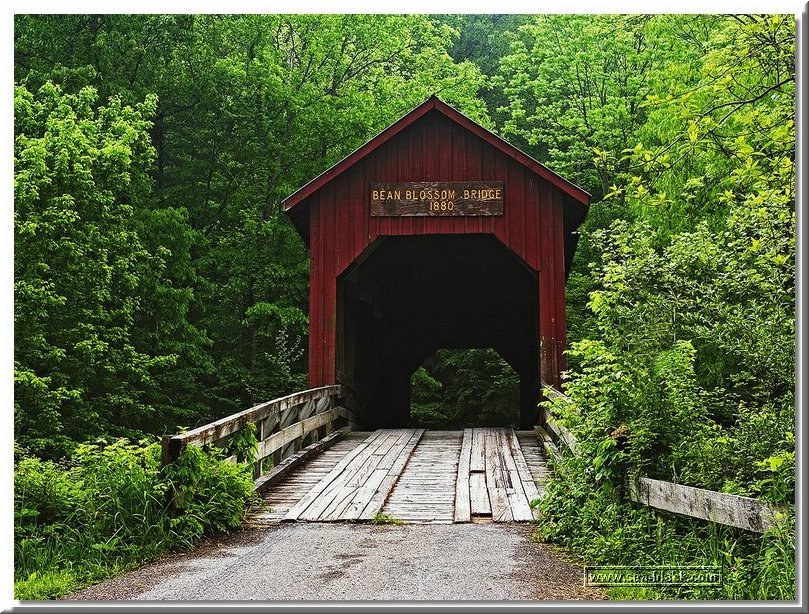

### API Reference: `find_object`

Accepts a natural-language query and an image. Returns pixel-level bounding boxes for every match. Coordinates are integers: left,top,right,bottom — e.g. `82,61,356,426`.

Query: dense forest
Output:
14,14,795,600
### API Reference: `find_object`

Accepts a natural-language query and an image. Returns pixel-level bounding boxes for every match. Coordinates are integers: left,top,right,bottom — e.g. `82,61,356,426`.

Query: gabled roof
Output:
282,96,591,217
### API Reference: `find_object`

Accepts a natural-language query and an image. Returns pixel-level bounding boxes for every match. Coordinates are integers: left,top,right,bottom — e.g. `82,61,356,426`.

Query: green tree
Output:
14,83,170,455
493,15,717,345
530,15,795,599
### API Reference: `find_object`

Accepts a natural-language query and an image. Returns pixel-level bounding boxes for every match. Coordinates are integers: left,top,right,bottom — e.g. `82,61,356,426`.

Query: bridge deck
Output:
382,430,463,523
249,428,548,525
249,431,373,523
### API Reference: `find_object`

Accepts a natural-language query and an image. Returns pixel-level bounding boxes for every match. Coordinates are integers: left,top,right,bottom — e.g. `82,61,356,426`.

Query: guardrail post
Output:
161,434,185,466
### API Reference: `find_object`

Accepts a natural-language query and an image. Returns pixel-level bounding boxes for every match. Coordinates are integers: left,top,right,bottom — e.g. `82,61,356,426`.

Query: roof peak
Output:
282,95,590,213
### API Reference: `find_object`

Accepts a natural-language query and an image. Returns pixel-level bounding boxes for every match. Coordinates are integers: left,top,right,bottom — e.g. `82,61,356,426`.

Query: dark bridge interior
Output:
337,234,540,429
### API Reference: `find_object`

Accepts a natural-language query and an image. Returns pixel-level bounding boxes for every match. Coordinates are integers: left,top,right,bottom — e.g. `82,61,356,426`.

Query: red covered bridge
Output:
159,99,774,531
283,96,590,429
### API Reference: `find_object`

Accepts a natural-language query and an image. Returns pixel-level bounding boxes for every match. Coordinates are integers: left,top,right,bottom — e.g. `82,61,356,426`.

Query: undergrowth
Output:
14,437,257,600
370,512,404,525
535,447,795,600
534,337,795,600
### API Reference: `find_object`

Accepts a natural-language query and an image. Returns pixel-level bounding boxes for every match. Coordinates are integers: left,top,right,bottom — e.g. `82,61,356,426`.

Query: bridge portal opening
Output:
410,348,520,429
337,234,539,429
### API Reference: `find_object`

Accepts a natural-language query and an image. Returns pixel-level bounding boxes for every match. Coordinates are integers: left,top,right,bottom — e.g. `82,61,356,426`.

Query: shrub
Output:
14,436,256,600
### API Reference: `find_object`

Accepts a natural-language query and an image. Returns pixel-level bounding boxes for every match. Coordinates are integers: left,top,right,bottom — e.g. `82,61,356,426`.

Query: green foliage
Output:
14,82,168,456
495,15,709,200
226,421,259,465
433,14,532,112
14,439,256,600
161,444,256,543
14,15,488,448
526,14,795,600
410,349,519,428
370,512,404,525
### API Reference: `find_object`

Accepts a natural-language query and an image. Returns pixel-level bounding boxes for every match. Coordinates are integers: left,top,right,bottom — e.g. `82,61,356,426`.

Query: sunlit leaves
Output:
14,83,166,456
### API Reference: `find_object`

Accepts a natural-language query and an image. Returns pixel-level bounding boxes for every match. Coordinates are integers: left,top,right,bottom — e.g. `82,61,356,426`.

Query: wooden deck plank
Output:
248,431,371,523
469,472,491,516
499,429,534,521
470,428,485,472
382,431,461,522
454,428,473,523
308,430,403,521
485,428,513,522
358,429,424,520
283,430,385,521
337,429,413,520
511,430,541,512
516,430,551,498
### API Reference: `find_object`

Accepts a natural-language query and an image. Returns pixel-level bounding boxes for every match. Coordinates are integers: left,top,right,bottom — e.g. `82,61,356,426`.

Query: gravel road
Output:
65,523,604,602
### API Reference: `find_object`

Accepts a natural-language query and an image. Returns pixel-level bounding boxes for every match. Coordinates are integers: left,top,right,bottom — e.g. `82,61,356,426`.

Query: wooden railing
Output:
161,385,354,491
539,386,784,533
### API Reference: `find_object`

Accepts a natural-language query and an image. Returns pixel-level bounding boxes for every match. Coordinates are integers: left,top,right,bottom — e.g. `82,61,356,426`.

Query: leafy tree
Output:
529,14,795,599
14,83,169,455
432,14,532,111
493,15,716,346
494,15,705,199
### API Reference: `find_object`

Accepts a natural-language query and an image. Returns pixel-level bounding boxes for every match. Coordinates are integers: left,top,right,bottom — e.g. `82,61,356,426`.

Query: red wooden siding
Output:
285,98,589,398
302,111,567,387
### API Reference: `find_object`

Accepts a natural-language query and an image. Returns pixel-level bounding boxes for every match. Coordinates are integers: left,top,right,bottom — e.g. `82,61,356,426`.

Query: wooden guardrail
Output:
161,385,354,491
540,386,783,533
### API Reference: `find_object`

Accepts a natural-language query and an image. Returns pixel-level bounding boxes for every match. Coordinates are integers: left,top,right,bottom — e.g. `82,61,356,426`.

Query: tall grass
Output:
535,449,796,600
14,439,256,600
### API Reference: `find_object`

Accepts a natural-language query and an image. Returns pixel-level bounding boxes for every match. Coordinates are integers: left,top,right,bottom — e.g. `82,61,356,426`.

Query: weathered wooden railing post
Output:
161,433,187,466
255,416,266,480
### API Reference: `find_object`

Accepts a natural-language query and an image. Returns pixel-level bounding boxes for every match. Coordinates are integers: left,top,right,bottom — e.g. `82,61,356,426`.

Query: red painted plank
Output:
545,184,557,385
465,128,482,234
492,146,508,247
335,170,349,275
322,190,337,383
553,190,567,383
538,181,554,386
318,192,327,386
405,118,420,236
507,159,525,262
417,113,435,236
347,161,365,274
345,162,355,274
524,172,539,270
440,123,462,234
309,195,323,385
377,140,392,237
367,144,382,245
480,143,496,236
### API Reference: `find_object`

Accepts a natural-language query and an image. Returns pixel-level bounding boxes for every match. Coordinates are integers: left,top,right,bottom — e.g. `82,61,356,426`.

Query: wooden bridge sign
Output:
370,181,504,216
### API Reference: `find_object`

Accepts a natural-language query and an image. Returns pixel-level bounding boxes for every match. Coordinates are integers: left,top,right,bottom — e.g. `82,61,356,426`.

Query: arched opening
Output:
410,348,520,429
337,234,539,429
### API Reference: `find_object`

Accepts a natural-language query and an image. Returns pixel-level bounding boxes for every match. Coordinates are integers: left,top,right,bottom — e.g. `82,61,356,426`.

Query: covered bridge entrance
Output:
283,97,589,429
